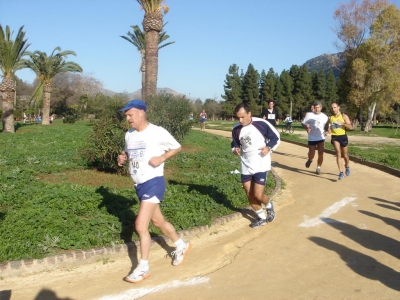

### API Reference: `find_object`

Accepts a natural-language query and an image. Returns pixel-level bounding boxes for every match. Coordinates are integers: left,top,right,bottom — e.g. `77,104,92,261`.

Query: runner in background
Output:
328,102,353,180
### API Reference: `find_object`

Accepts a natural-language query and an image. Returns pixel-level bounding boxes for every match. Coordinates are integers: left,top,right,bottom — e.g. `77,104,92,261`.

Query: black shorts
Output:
331,135,348,147
308,140,325,146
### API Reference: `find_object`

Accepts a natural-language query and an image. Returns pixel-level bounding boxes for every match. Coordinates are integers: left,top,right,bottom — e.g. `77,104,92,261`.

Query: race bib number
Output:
127,141,146,175
268,113,276,120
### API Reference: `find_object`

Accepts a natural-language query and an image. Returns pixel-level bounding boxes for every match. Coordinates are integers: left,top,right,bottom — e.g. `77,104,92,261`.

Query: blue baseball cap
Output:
120,99,147,112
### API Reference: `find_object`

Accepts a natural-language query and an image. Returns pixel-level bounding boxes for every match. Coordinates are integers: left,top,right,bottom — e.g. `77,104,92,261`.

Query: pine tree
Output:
241,64,260,113
221,64,243,117
325,69,339,104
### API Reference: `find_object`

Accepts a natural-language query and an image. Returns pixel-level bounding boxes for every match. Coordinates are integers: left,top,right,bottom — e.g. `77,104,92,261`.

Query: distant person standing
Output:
302,101,329,175
328,102,353,180
117,100,191,283
231,102,280,228
23,112,27,123
199,110,207,131
262,100,279,127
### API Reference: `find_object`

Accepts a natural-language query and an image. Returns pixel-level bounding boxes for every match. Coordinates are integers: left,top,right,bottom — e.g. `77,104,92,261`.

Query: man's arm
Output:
149,147,181,167
343,114,353,130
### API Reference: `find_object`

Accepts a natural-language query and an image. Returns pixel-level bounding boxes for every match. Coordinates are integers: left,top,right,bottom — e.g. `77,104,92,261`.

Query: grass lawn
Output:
0,120,275,262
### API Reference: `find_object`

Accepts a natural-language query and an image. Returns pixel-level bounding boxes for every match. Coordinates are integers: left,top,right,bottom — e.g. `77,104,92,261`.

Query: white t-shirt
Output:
231,117,280,175
124,123,181,184
302,112,328,141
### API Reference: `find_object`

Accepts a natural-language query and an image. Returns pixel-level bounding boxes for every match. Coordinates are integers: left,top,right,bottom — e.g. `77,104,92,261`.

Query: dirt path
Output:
292,130,400,145
1,129,399,300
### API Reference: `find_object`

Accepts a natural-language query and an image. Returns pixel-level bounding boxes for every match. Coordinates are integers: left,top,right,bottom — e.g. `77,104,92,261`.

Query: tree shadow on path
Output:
309,237,400,291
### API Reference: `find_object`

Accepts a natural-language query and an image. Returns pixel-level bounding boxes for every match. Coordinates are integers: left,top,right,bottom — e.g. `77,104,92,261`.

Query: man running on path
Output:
231,102,280,228
118,100,191,283
302,101,329,175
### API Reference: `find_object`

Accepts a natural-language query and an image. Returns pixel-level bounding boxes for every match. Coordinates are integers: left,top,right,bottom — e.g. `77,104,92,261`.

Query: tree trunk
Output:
364,101,377,132
0,78,16,133
141,69,145,101
140,55,146,101
41,83,52,125
144,30,159,101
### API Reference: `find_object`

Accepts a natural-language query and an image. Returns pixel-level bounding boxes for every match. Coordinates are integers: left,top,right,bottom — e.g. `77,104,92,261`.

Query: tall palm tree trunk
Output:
41,83,52,125
0,78,16,133
144,30,159,100
140,56,146,100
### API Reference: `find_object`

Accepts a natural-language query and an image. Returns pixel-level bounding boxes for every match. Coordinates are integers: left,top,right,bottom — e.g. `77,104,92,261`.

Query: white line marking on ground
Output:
299,197,357,227
96,276,209,300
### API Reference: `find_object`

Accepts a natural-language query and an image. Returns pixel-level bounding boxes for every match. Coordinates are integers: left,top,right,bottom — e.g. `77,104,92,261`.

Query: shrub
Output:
81,114,129,174
62,115,77,124
145,93,193,142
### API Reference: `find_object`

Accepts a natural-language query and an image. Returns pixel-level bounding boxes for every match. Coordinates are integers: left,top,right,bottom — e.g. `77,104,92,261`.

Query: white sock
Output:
265,202,272,209
255,209,266,220
174,238,185,250
139,259,149,269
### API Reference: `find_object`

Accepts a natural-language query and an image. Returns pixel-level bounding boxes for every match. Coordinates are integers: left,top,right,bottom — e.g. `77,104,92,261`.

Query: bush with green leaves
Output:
62,115,77,124
81,115,129,174
145,93,193,142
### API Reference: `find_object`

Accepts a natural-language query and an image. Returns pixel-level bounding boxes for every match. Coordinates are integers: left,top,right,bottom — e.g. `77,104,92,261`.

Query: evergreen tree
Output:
241,63,260,112
278,70,293,119
312,69,327,107
325,69,339,104
290,65,314,118
221,64,243,117
261,68,277,107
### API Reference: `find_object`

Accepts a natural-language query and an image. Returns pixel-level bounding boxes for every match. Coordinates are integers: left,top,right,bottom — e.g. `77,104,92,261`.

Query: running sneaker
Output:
125,265,150,283
345,167,350,177
305,160,312,168
172,242,192,266
338,172,345,180
316,168,321,175
250,217,267,228
266,201,275,223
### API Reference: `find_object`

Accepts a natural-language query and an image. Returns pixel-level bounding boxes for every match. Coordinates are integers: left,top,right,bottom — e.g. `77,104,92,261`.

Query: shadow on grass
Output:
168,180,256,223
96,186,137,243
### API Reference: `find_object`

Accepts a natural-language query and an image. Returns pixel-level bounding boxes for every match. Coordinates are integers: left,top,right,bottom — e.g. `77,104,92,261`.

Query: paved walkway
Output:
1,130,399,299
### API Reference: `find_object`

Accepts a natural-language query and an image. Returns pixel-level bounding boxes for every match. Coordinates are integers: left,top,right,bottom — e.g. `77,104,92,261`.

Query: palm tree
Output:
136,0,169,101
121,24,175,100
21,47,83,125
0,25,30,133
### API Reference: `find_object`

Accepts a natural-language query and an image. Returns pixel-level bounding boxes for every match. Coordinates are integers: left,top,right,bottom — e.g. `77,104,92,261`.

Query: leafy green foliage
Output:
62,115,77,124
81,115,129,174
145,93,193,142
0,121,276,262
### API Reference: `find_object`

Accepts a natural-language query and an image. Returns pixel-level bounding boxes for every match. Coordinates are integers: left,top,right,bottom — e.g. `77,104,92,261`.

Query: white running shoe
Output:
125,265,150,283
172,242,192,266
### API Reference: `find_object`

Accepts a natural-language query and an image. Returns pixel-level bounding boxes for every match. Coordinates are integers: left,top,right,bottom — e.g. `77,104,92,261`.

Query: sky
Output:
2,0,400,102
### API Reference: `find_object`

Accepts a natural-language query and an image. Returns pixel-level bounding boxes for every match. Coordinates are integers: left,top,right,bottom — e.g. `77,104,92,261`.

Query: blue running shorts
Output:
135,176,166,202
241,171,269,186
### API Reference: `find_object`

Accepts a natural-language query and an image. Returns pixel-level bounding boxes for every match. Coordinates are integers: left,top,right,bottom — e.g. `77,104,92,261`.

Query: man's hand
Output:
233,147,241,156
259,146,271,156
148,156,165,167
117,152,127,167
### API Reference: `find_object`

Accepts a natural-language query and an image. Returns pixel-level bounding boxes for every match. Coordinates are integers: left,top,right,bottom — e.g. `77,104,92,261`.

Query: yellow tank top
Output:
330,114,346,135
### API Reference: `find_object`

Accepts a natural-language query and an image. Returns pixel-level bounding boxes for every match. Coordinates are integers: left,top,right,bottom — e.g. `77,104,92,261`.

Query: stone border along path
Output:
1,128,398,278
0,172,281,278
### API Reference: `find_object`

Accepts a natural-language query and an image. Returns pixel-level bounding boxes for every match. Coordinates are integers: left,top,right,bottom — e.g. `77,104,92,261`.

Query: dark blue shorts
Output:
241,171,269,186
331,135,348,147
308,139,325,146
135,176,166,202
